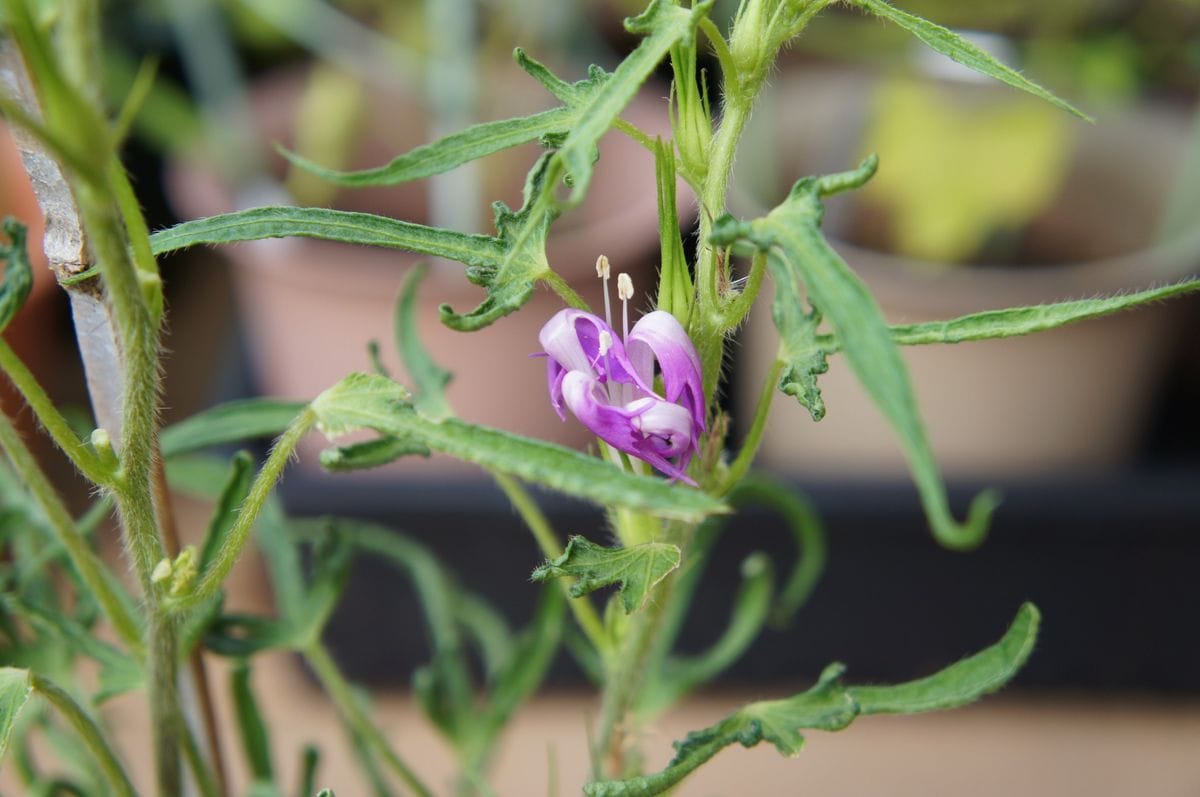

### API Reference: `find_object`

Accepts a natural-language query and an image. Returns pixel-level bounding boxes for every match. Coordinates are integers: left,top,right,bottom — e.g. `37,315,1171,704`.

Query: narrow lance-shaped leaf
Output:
318,436,430,472
586,603,1039,797
531,535,682,614
825,278,1200,350
712,157,996,550
149,206,506,266
0,667,33,759
280,50,613,187
198,451,254,572
850,0,1090,121
553,0,713,207
0,219,33,333
160,399,307,457
231,661,275,783
311,373,726,521
395,264,453,420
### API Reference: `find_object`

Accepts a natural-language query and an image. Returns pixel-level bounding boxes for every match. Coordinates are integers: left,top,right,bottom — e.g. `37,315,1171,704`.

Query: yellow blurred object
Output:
861,77,1073,264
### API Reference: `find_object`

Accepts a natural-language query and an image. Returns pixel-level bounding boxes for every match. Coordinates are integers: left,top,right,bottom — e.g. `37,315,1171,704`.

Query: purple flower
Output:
539,308,705,483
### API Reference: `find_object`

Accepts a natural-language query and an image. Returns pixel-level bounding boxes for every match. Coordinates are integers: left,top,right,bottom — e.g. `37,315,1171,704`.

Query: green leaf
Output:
874,279,1200,348
198,451,254,572
437,152,558,331
0,219,33,334
0,667,33,759
553,0,713,207
311,374,726,521
772,288,828,422
149,206,506,266
149,155,560,332
850,0,1090,121
713,157,996,550
318,436,430,471
280,50,612,187
850,602,1040,714
160,399,307,458
729,475,826,627
232,661,274,782
654,139,692,323
586,602,1040,797
531,536,681,613
335,521,474,741
394,265,453,421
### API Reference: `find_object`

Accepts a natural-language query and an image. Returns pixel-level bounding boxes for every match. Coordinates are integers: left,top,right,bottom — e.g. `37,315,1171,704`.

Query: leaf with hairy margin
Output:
160,399,307,457
279,50,613,187
713,156,998,551
395,264,453,420
850,0,1090,121
531,535,681,613
586,603,1039,797
552,0,713,207
310,373,725,521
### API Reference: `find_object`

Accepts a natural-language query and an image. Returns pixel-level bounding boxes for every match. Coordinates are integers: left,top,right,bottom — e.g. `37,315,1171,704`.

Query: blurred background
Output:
2,0,1200,793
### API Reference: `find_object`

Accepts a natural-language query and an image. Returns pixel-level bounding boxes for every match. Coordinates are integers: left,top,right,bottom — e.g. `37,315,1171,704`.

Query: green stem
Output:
612,118,656,154
303,642,435,797
492,472,610,658
146,610,183,797
32,672,137,797
179,407,316,609
720,248,768,330
0,411,142,651
0,339,110,485
721,358,783,495
591,575,675,779
540,270,589,312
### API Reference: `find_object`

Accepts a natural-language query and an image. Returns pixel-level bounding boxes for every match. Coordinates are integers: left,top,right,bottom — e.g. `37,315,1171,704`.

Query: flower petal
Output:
626,310,706,433
561,372,697,484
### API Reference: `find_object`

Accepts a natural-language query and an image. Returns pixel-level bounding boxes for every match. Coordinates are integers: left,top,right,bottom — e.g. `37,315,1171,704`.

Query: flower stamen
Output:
596,254,613,327
617,272,633,341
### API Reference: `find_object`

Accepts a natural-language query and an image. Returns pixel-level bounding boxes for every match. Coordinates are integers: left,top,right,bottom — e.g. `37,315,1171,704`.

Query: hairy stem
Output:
179,407,315,608
0,339,110,484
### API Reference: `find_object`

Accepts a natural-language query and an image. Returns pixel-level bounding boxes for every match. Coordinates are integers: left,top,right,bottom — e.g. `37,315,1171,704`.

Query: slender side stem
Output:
720,248,768,330
611,118,656,154
0,339,110,484
492,472,610,658
31,672,137,797
721,358,783,495
303,642,436,797
0,411,142,650
540,270,589,312
179,407,315,609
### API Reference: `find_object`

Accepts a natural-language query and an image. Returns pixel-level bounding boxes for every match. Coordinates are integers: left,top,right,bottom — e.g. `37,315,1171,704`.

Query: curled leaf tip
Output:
814,153,879,198
934,488,1001,551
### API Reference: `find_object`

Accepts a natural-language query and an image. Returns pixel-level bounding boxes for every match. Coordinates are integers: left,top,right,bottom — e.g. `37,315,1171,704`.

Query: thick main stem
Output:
592,570,677,779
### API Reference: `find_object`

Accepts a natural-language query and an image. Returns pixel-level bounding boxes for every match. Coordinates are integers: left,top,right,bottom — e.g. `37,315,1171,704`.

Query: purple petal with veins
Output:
539,307,706,483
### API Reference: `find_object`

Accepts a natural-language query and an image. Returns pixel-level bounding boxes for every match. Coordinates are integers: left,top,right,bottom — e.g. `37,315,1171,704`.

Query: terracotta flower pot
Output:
168,66,682,475
736,69,1198,477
